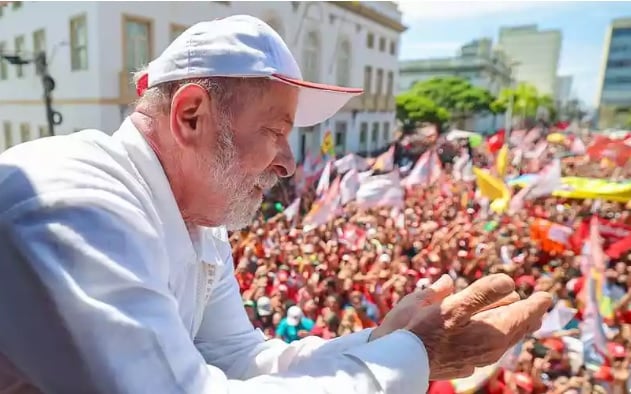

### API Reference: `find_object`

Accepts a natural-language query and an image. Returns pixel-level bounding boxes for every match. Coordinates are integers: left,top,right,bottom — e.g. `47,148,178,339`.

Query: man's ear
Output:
169,84,213,148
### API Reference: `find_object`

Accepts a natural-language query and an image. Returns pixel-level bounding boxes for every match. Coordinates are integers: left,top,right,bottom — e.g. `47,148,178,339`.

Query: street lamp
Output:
0,50,62,136
504,61,521,139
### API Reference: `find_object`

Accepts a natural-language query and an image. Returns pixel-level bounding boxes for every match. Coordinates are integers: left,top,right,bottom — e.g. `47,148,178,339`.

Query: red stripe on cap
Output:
136,73,149,97
272,73,363,94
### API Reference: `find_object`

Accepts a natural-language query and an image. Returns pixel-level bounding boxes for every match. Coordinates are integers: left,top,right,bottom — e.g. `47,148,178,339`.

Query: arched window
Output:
302,31,320,82
336,39,351,86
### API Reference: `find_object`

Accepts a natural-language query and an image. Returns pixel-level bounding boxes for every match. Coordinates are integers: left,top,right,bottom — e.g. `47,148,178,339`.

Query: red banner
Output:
570,216,631,258
586,135,631,166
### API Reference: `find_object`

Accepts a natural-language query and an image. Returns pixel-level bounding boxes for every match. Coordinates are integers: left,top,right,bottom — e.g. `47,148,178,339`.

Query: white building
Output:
399,38,513,133
497,25,561,97
0,1,405,160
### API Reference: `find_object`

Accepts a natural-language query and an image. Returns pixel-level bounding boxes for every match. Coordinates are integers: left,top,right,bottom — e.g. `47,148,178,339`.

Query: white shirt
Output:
0,118,429,394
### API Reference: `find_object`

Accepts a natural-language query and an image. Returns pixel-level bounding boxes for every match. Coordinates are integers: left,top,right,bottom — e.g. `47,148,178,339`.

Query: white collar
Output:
113,117,198,264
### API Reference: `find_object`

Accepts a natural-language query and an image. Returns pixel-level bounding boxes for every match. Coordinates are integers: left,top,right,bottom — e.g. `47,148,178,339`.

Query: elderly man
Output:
0,15,551,393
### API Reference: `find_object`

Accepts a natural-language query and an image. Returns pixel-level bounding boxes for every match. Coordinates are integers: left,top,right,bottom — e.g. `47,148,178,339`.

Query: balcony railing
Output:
362,94,376,111
342,96,363,112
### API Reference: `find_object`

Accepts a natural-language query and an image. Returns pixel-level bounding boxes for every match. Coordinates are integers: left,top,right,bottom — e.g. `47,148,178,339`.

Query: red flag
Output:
487,130,505,153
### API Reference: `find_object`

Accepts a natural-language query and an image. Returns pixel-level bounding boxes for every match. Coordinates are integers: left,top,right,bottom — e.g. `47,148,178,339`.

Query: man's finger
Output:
415,274,454,306
476,291,521,314
508,292,553,340
442,274,516,326
474,291,552,342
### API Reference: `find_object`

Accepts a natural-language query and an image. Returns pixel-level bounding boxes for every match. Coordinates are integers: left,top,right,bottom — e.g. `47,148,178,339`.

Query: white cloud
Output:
395,1,544,23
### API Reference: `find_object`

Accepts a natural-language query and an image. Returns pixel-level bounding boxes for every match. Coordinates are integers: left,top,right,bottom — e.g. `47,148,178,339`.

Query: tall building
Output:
0,1,405,159
497,25,561,96
398,38,514,132
555,75,573,107
596,17,631,129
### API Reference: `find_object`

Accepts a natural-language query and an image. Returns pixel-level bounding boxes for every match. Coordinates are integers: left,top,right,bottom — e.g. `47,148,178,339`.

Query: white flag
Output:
340,168,360,205
334,153,370,174
315,161,331,196
356,171,404,209
282,198,301,222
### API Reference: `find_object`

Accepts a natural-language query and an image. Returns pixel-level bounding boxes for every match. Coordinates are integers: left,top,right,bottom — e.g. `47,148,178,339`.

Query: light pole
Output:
504,61,521,139
0,50,62,136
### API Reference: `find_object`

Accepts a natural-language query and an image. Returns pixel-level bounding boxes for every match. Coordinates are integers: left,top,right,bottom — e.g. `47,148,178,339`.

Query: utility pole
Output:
0,50,62,136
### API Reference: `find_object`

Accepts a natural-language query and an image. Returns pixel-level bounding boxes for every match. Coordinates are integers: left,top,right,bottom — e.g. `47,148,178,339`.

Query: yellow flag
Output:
473,167,508,201
496,144,508,178
473,167,511,214
321,130,335,157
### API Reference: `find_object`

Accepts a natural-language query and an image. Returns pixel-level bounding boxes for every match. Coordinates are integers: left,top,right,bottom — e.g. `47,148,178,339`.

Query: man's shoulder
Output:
0,130,148,219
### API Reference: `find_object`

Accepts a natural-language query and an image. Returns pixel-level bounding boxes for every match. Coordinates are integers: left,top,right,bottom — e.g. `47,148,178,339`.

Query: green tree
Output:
396,92,450,130
396,76,495,129
492,82,558,124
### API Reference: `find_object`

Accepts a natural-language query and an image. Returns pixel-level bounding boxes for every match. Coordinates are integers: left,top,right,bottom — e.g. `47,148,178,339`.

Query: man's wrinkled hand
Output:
369,274,455,342
406,274,551,381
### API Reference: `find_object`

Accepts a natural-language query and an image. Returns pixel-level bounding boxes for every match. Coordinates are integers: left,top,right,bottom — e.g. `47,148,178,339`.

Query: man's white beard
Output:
218,166,277,231
211,124,278,231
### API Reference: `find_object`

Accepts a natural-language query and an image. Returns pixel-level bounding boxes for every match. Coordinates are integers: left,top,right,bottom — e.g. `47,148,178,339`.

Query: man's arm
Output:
0,191,429,394
194,249,425,381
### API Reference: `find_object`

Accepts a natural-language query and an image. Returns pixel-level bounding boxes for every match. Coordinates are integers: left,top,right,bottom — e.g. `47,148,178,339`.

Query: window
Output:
612,28,631,38
334,121,347,154
33,29,46,57
3,122,12,149
299,126,315,162
383,122,390,142
364,66,372,93
336,40,351,86
124,16,152,72
389,41,397,55
359,122,368,151
302,31,319,82
70,14,88,70
366,32,374,48
0,42,7,80
607,59,631,68
379,37,386,52
386,71,394,97
14,35,25,78
19,123,30,143
371,122,379,143
375,68,383,96
169,24,187,43
12,2,22,10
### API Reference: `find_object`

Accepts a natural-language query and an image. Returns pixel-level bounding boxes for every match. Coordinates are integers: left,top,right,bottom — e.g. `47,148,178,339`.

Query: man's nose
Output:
272,142,296,178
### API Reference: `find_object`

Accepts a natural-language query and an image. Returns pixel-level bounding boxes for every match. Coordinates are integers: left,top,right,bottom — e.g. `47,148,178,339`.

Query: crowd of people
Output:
230,126,631,394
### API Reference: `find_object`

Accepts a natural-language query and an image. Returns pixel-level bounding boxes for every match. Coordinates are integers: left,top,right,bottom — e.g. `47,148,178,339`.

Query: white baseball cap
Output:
136,14,363,127
286,305,304,327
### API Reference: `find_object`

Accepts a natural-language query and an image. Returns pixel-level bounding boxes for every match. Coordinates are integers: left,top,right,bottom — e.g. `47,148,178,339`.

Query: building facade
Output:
555,75,573,107
398,38,513,132
497,25,561,97
0,1,405,159
596,17,631,129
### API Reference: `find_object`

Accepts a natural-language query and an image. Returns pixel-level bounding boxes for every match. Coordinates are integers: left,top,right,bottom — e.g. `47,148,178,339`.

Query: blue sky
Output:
397,1,631,108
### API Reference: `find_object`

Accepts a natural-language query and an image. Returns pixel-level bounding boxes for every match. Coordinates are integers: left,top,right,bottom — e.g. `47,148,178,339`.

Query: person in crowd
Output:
275,306,315,343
